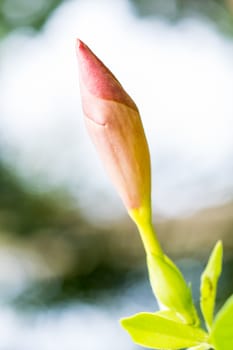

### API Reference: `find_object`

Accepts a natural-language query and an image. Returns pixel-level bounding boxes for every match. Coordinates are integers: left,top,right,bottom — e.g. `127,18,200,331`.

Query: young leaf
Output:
200,241,223,330
120,312,208,349
155,310,186,323
210,294,233,350
147,253,199,325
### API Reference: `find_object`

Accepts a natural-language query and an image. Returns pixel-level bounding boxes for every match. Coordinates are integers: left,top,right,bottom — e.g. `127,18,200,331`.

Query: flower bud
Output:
76,39,151,215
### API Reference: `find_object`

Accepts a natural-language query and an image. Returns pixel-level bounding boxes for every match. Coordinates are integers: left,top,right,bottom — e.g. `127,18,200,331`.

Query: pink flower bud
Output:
76,39,151,214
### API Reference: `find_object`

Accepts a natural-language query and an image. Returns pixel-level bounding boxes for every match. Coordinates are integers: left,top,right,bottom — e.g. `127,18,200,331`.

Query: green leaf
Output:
210,294,233,350
120,312,208,349
200,241,223,330
154,310,186,323
147,253,199,325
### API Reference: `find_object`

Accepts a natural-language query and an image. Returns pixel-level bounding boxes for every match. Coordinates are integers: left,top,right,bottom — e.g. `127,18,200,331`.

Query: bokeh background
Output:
0,0,233,349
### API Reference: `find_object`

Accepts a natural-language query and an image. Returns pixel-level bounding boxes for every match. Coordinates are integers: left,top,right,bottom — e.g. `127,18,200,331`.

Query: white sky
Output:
0,0,233,220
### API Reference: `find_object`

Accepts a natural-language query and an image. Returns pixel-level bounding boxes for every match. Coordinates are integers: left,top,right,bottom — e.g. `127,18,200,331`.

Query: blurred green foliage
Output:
0,0,233,39
131,0,233,36
0,0,66,38
0,159,73,236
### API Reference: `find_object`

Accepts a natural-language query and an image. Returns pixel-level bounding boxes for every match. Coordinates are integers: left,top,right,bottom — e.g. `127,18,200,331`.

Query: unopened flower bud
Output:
76,39,151,216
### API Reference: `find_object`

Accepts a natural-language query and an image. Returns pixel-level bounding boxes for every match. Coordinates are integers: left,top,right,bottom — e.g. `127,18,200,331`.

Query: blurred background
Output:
0,0,233,349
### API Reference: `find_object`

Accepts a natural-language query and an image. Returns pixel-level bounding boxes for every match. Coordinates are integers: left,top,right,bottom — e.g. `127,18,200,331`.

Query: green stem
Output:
129,205,163,256
136,220,163,257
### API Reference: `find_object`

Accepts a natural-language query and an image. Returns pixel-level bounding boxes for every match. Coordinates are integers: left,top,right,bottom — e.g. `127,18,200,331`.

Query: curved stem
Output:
136,220,163,256
129,204,163,256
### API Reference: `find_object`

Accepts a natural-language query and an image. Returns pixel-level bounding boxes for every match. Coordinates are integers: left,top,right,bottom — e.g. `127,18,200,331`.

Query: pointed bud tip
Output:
76,39,138,111
76,38,85,53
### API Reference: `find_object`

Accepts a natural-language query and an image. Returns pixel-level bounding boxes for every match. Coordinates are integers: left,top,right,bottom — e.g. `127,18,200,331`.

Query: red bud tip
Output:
76,38,137,111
